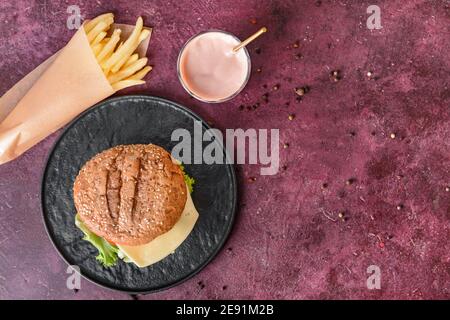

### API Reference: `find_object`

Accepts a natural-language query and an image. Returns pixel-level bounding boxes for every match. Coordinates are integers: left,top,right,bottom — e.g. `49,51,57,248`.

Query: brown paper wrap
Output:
0,23,151,165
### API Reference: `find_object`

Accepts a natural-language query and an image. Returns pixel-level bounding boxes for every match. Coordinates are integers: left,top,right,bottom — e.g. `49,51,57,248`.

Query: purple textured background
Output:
0,0,449,300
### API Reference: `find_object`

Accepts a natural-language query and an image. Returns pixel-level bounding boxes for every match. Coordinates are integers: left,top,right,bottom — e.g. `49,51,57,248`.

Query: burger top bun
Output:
74,144,187,246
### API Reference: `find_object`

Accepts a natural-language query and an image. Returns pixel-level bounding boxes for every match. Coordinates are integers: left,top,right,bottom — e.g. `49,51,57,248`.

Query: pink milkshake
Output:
177,30,251,103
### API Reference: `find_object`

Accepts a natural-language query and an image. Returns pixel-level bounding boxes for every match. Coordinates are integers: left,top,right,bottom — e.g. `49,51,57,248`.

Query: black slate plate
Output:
41,95,236,293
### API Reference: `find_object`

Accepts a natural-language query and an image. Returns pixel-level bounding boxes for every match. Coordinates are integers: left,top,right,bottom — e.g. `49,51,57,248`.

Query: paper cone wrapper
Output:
0,23,151,165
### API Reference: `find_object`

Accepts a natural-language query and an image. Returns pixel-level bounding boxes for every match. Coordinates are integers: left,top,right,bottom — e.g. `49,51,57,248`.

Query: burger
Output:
73,144,197,268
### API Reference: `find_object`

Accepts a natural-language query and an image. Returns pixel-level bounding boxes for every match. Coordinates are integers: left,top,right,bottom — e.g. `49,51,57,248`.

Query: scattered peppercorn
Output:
283,143,289,149
262,84,268,89
346,178,355,185
322,183,328,189
390,133,396,139
295,86,310,96
255,48,262,54
282,165,288,171
198,281,205,289
288,114,295,120
367,71,373,78
248,177,256,182
294,53,303,60
273,84,280,91
293,40,300,48
239,104,244,111
249,18,257,25
295,87,305,96
446,186,450,192
330,70,342,82
396,204,403,210
338,211,348,221
222,285,228,290
256,67,262,73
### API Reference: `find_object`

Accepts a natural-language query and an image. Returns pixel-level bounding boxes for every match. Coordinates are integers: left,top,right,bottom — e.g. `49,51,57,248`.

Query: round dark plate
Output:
41,95,237,293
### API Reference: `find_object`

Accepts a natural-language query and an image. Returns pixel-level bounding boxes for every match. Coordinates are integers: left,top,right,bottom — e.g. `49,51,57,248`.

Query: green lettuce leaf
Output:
74,165,195,267
179,164,195,194
75,214,119,267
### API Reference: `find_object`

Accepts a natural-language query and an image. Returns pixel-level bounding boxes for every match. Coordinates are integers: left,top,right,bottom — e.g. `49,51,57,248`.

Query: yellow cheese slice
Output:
117,185,199,268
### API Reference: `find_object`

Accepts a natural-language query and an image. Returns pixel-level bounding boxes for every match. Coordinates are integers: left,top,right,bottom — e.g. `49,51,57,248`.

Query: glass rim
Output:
177,29,252,104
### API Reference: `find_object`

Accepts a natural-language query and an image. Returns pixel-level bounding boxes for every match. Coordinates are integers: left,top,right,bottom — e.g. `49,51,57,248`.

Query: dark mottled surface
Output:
0,0,449,299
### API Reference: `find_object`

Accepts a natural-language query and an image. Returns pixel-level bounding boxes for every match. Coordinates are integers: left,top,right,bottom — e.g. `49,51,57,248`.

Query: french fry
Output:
92,43,104,58
86,21,106,43
111,28,150,73
86,18,112,43
99,38,110,48
138,29,151,43
111,29,150,72
128,66,152,81
102,17,143,71
91,43,104,56
91,31,107,46
123,54,139,68
108,58,148,84
84,13,114,33
86,13,151,90
96,29,122,63
112,80,145,91
112,54,132,74
101,49,114,75
103,41,123,76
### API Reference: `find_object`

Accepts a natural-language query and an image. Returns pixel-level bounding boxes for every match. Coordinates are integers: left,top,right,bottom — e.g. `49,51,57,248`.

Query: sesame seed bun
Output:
73,144,187,246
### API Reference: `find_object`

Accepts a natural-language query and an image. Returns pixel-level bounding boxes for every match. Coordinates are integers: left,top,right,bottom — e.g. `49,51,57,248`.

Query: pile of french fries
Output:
84,13,152,91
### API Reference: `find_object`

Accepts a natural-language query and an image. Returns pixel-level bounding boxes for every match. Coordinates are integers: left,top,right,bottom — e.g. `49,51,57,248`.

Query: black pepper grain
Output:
330,70,341,82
